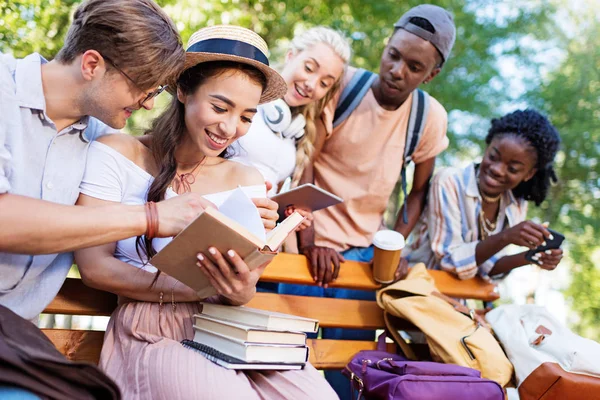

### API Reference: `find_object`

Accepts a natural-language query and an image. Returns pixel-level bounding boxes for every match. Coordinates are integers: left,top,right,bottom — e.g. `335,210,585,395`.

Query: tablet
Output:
270,183,343,219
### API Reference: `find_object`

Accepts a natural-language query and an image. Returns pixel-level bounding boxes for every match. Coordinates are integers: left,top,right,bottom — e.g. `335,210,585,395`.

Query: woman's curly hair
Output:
485,109,561,206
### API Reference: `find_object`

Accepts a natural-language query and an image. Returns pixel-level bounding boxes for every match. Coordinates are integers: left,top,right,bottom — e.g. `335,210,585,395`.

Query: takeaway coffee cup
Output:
372,230,405,284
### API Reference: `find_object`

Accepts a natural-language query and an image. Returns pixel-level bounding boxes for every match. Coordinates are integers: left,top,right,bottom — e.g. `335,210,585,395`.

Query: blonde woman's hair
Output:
288,27,352,186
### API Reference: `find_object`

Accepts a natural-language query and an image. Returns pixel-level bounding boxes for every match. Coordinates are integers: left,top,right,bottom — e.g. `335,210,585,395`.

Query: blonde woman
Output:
231,26,351,206
74,26,337,400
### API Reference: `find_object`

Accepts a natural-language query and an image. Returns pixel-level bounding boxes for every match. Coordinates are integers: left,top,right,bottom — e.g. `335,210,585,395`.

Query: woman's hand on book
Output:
156,193,216,237
252,197,279,231
196,247,267,305
285,206,313,231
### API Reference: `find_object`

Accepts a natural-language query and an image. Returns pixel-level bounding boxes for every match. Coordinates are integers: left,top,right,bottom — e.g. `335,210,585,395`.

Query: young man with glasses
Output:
0,1,220,397
0,2,221,396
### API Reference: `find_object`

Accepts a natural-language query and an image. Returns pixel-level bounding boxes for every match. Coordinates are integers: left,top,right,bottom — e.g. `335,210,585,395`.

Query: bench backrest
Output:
43,253,498,369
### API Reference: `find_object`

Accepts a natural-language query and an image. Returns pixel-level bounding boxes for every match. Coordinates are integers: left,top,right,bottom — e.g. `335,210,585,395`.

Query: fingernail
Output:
537,260,543,265
532,255,539,260
227,250,235,258
549,234,554,240
208,247,217,255
542,241,547,246
313,276,318,281
196,262,201,267
323,284,328,289
197,254,204,261
542,221,549,227
545,250,552,255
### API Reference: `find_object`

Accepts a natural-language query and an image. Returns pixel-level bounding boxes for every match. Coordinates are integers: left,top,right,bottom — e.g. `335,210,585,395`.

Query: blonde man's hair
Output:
55,0,184,90
288,27,352,187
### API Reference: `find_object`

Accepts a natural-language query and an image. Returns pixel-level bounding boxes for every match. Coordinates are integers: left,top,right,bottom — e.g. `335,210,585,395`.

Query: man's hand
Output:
155,193,215,237
301,245,345,288
252,197,279,231
393,257,409,281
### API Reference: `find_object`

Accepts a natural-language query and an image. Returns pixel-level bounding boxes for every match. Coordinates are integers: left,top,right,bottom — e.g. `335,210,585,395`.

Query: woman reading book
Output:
230,26,351,231
404,109,564,280
74,26,337,399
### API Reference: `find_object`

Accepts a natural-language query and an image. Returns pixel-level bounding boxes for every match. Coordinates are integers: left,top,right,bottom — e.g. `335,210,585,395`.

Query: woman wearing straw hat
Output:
74,26,338,399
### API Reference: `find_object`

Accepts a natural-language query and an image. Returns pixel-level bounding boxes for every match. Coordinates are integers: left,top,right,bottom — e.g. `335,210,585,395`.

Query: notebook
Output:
150,188,305,298
198,303,319,333
194,314,306,345
181,340,305,370
192,327,309,364
270,183,343,220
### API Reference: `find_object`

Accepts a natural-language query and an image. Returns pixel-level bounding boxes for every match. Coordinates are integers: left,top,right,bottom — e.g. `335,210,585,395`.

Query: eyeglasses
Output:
101,54,168,106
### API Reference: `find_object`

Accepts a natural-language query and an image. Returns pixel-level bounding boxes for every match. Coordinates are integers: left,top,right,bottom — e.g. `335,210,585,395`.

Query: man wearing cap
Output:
287,4,456,398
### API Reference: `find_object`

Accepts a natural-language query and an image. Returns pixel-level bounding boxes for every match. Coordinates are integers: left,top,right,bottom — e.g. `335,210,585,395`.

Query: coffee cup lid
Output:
373,230,405,251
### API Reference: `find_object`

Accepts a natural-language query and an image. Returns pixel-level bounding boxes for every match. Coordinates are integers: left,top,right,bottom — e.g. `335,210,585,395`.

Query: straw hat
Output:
176,25,287,104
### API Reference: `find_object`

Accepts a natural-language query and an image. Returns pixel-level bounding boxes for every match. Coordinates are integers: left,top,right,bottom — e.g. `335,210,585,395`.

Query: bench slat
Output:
262,253,499,301
44,252,498,317
247,293,384,330
44,280,385,329
42,328,391,370
43,328,104,364
43,278,117,316
308,339,396,369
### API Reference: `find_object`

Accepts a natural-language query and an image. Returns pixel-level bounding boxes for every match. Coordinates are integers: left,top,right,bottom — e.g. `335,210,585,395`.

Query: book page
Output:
265,212,305,251
218,187,266,243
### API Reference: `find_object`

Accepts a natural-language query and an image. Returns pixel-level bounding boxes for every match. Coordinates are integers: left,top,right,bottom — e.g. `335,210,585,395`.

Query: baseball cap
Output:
394,4,456,64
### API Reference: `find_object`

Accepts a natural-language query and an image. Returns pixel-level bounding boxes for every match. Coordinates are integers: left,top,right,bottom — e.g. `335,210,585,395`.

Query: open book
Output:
270,183,343,220
150,188,305,298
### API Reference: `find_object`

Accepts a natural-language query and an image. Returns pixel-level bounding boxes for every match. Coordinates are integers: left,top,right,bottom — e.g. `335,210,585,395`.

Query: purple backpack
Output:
343,336,505,400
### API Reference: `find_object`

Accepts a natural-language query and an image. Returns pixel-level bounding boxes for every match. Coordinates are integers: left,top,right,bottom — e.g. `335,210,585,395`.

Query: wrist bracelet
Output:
145,201,159,239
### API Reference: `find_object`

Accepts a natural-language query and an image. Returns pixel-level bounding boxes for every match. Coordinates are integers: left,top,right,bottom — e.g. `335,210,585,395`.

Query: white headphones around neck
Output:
262,99,306,140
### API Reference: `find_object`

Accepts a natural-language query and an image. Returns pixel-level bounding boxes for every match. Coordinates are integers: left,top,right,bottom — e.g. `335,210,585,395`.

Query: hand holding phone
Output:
524,228,565,263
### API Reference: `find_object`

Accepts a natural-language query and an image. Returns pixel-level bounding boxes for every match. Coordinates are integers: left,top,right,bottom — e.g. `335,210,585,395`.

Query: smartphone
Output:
524,228,565,262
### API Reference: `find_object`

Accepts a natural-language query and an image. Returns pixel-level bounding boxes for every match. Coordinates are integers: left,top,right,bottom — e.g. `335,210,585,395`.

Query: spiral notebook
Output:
181,340,305,370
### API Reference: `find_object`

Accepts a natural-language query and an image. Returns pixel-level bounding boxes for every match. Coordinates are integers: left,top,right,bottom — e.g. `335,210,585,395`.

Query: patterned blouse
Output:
404,163,528,280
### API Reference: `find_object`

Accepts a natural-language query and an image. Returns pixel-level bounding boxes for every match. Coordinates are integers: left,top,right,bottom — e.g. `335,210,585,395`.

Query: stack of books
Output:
182,302,319,370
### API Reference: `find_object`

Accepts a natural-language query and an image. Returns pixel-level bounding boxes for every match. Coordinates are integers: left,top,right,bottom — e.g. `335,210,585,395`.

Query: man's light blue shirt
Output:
0,53,116,320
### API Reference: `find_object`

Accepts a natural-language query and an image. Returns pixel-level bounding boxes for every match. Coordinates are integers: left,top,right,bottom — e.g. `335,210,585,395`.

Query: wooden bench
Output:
42,253,499,369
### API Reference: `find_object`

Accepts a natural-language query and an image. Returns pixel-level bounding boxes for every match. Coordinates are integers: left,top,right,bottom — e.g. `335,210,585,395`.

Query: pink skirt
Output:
99,300,338,400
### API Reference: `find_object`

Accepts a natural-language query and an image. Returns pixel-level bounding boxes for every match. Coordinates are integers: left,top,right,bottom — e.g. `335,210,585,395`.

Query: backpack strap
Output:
400,89,430,224
333,68,377,128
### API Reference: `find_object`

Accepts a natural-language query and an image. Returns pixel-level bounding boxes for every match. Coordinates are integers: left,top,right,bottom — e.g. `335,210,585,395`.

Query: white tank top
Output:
80,141,266,272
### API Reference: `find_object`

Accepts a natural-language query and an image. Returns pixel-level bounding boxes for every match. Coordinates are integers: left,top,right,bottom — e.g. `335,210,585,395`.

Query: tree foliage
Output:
526,4,600,339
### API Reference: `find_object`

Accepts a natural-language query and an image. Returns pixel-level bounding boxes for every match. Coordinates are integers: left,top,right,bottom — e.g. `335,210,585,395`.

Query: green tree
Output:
525,4,600,339
0,0,79,57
